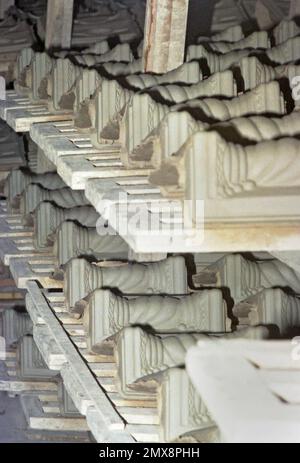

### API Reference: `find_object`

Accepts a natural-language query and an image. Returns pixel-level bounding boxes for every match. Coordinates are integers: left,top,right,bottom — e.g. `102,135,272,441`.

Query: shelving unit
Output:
0,0,299,444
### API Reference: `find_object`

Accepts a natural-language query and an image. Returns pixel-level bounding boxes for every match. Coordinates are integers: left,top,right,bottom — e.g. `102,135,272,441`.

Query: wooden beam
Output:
45,0,74,50
142,0,189,74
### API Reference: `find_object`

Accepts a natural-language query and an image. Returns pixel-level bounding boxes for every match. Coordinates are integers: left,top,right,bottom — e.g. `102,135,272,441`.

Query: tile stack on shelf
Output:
0,306,92,442
0,0,47,83
0,0,300,444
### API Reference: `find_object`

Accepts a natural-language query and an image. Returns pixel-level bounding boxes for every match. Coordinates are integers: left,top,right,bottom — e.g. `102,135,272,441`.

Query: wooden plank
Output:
30,121,118,166
0,214,32,236
0,290,24,300
57,153,152,190
29,416,89,432
4,361,17,368
9,256,61,289
30,121,76,152
6,107,72,133
0,380,58,393
45,0,74,50
89,363,117,378
84,176,201,254
0,93,32,120
30,121,151,189
84,175,300,254
118,407,159,425
41,403,61,414
21,395,89,432
80,351,115,364
0,237,52,266
0,234,55,266
143,0,189,73
4,351,16,358
38,394,59,402
26,281,134,443
108,392,157,409
32,325,67,371
126,424,159,443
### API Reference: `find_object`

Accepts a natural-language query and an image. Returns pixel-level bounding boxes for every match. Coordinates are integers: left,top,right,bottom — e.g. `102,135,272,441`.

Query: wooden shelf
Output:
0,94,72,132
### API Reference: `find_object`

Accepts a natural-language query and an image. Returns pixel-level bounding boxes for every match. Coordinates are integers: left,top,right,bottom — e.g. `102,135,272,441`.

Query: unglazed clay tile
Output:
17,335,58,380
146,69,237,104
159,367,216,442
48,58,81,112
90,78,132,147
115,327,208,398
239,55,300,101
120,70,241,166
57,381,81,417
2,309,32,346
123,81,285,168
0,120,25,173
33,202,99,249
31,52,54,102
73,68,102,114
55,220,129,266
125,61,202,90
150,131,300,226
34,146,57,174
197,24,244,44
20,183,89,216
115,324,268,400
102,58,143,77
81,40,110,56
173,81,286,121
218,112,300,141
72,44,129,66
273,19,300,45
83,288,229,351
208,31,270,53
192,254,300,304
150,110,300,171
187,35,300,75
186,44,251,73
234,288,300,334
266,35,300,64
64,256,188,313
13,47,34,95
6,168,66,210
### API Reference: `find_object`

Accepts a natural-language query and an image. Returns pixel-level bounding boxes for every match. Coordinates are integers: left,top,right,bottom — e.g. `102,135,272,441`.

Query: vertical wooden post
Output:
142,0,189,74
45,0,74,50
0,0,14,20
